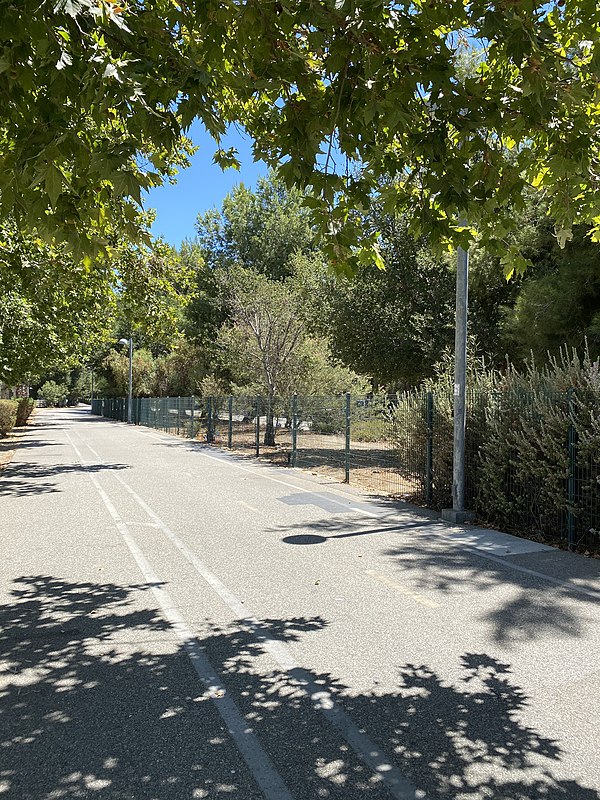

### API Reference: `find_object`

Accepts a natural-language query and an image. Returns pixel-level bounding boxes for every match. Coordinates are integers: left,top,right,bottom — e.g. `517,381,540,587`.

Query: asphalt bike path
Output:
1,408,599,799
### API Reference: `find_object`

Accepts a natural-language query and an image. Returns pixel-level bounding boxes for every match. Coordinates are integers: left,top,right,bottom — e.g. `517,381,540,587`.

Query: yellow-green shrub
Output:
0,399,17,437
16,397,35,426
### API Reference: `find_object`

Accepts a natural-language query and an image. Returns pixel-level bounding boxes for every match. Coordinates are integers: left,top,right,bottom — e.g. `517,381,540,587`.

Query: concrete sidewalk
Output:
1,407,599,800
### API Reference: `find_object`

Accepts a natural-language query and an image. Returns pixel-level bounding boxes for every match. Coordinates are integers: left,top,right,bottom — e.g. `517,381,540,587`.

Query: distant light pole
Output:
119,337,133,424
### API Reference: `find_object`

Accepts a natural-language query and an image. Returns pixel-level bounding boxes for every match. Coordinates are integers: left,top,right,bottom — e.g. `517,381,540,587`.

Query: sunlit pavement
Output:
1,407,599,800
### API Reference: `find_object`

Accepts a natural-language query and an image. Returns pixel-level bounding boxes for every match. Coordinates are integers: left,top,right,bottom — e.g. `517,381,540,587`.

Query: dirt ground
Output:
201,426,424,503
0,423,31,475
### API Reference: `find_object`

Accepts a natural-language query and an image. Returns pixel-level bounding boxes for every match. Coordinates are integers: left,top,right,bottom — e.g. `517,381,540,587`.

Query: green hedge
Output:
16,397,35,427
0,399,17,437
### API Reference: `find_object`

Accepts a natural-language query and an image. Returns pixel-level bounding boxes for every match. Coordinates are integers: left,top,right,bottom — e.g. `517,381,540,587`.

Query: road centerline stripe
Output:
108,470,425,800
63,430,295,800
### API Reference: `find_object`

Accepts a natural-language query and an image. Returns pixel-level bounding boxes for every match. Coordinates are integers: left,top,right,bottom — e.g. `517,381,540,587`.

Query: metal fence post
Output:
190,395,195,439
567,387,577,551
344,392,351,483
291,394,298,467
228,396,233,448
425,391,434,506
207,397,214,443
177,396,181,435
255,397,260,457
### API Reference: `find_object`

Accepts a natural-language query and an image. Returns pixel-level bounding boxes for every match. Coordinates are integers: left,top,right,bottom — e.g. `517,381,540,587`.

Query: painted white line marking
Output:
64,431,295,800
109,470,425,800
238,500,261,514
70,424,425,796
195,448,380,519
125,521,160,528
80,421,600,599
365,570,441,609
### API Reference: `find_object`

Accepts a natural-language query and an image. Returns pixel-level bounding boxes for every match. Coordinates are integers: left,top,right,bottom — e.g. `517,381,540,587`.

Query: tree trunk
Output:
263,395,276,447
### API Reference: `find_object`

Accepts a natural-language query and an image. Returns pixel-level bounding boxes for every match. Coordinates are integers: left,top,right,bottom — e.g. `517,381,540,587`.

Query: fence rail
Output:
91,390,600,553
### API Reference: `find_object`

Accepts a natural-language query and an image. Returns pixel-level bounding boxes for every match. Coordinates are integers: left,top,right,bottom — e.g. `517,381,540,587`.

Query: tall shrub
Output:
478,349,600,547
390,348,498,507
39,381,68,407
0,399,17,437
15,397,34,426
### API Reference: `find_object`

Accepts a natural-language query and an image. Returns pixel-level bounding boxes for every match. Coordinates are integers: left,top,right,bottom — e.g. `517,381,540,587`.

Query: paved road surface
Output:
1,407,599,800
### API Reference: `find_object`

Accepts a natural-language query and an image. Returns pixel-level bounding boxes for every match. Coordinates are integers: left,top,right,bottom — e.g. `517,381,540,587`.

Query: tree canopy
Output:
0,218,193,383
196,176,315,279
1,1,599,270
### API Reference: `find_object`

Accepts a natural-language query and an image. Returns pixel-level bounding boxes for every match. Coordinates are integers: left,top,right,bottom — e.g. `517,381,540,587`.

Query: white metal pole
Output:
127,338,133,424
452,243,468,512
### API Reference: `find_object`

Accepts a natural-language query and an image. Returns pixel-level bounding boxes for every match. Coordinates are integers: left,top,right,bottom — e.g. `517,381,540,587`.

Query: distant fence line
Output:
91,392,600,553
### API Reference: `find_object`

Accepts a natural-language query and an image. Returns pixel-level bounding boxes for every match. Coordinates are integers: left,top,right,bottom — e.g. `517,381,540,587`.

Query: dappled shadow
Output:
268,510,600,646
380,539,600,646
0,439,66,451
0,461,129,496
0,575,274,799
1,575,598,799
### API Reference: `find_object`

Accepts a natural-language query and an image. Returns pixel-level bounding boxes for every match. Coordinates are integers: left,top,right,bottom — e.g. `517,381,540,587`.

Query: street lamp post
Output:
119,337,133,424
442,230,475,525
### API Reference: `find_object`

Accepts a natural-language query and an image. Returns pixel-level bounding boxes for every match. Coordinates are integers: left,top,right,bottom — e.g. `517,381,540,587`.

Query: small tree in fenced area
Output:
222,267,307,446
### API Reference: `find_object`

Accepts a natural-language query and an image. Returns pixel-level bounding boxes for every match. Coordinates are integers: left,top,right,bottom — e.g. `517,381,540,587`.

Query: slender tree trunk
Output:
263,393,276,447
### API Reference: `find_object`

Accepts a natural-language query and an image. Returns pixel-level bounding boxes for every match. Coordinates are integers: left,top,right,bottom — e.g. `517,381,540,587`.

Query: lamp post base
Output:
441,508,476,525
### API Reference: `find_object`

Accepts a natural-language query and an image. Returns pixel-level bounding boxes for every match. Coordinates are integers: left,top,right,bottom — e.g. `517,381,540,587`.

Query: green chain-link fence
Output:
91,389,600,552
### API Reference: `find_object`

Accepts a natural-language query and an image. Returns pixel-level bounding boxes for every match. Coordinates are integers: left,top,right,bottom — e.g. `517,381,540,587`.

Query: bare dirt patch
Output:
201,428,423,502
0,429,25,475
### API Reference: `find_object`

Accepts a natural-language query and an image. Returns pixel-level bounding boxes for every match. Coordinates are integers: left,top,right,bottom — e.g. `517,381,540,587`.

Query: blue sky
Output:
145,120,268,248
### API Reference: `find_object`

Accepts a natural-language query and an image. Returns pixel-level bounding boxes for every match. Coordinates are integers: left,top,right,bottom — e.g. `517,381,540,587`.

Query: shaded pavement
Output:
1,408,599,799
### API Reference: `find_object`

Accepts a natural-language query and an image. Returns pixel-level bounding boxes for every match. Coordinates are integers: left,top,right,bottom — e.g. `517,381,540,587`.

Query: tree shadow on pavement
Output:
1,576,598,800
272,513,599,646
0,440,67,451
0,462,129,497
379,539,600,646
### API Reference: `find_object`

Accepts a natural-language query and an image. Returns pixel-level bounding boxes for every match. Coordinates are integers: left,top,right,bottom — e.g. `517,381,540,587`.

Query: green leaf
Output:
45,165,64,209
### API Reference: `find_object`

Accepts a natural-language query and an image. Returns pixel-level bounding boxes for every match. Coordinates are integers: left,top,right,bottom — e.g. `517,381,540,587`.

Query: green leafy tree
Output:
0,0,195,252
113,233,195,352
0,217,193,383
182,240,229,351
314,212,455,389
39,381,68,407
502,224,600,362
196,175,315,279
102,348,157,398
5,2,599,268
153,342,207,397
0,222,114,383
185,175,317,369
